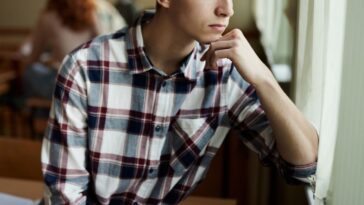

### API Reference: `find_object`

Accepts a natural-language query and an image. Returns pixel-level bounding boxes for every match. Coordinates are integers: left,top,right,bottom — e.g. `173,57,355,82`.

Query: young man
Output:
42,0,318,204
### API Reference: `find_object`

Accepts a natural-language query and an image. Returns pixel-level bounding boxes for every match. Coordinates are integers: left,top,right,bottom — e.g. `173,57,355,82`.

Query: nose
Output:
215,0,234,18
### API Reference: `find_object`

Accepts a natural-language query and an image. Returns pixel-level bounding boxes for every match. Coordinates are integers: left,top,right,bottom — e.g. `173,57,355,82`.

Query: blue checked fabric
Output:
41,11,316,205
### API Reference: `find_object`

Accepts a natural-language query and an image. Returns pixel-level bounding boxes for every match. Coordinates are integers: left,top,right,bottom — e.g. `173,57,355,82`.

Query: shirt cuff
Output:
278,158,317,187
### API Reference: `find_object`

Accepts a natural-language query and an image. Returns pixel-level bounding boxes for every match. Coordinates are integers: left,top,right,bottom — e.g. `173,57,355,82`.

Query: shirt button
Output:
155,125,161,132
133,202,139,205
148,168,155,174
162,82,166,87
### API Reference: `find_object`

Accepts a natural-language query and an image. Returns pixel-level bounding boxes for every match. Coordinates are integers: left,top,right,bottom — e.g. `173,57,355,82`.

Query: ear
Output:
156,0,171,9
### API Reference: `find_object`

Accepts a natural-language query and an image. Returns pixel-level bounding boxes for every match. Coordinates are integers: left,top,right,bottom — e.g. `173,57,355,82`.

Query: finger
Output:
218,29,244,42
201,40,235,61
209,49,232,69
207,42,232,67
217,29,239,41
217,32,234,41
209,53,218,69
202,30,243,62
214,49,232,60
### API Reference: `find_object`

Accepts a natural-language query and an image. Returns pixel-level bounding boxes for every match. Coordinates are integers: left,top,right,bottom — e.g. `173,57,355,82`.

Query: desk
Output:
180,196,236,205
0,177,236,204
0,177,43,200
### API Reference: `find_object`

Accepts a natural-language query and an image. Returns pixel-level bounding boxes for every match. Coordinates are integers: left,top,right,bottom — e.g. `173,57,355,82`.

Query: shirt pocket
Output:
168,115,219,175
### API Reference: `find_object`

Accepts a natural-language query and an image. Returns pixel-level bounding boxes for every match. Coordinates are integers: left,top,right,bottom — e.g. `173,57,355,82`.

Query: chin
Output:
197,34,223,44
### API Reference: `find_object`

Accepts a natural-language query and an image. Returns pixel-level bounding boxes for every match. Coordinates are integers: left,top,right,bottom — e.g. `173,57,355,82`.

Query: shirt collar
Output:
125,10,207,81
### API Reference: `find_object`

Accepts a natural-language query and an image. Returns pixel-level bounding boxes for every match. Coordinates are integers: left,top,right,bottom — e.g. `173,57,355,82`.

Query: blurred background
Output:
0,0,363,205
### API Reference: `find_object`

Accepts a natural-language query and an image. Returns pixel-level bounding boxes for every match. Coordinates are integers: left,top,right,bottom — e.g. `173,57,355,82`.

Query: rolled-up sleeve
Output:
226,66,317,186
41,54,89,204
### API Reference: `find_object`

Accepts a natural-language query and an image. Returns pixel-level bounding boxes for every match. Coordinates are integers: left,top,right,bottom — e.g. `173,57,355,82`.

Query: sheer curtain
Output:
254,0,348,204
294,0,346,204
253,0,294,66
253,0,297,84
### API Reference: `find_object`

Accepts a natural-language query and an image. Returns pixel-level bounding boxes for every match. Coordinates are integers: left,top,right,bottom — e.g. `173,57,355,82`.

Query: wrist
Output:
249,64,277,89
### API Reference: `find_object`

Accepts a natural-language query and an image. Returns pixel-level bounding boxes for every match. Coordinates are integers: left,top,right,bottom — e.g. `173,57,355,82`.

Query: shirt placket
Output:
138,77,174,197
150,78,173,159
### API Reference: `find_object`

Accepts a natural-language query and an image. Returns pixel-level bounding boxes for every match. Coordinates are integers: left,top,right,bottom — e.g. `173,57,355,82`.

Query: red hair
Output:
46,0,96,31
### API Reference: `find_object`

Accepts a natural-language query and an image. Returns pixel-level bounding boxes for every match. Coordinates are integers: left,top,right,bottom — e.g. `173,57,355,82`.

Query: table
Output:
180,196,236,205
0,177,236,204
0,177,43,200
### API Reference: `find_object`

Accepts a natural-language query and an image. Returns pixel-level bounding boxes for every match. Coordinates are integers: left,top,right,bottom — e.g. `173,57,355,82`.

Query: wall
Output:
0,0,254,30
134,0,254,30
0,0,46,28
327,0,364,204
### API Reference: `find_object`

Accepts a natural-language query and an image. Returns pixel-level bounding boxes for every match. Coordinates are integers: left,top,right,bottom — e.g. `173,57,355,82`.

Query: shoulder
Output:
69,27,129,62
57,27,130,80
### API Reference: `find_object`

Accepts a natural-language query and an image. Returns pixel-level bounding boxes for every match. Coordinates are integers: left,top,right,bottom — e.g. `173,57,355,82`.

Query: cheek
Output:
170,7,221,43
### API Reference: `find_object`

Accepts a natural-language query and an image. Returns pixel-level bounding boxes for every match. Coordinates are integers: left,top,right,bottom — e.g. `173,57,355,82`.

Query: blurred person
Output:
22,0,101,100
42,0,318,204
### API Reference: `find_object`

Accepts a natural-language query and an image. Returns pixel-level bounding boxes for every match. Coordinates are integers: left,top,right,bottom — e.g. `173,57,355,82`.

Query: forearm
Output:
201,28,318,165
252,67,318,165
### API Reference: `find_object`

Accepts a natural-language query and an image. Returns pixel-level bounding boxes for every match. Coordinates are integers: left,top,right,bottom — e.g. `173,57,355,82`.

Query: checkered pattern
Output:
41,11,316,205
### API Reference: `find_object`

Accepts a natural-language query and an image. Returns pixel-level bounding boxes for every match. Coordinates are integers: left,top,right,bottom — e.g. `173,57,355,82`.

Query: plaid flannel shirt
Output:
41,11,317,205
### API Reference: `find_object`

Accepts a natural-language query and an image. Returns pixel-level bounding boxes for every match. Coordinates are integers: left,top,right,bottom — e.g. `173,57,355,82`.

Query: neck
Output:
142,12,195,75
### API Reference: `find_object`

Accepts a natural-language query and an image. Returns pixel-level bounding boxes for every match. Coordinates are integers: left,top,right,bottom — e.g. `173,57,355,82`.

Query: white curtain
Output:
254,0,295,64
253,0,295,82
255,0,348,204
294,0,347,204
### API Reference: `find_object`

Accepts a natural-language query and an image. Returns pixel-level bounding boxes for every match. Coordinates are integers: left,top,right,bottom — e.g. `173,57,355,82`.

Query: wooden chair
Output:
25,97,52,139
0,137,43,181
0,69,17,135
0,69,16,93
0,48,27,137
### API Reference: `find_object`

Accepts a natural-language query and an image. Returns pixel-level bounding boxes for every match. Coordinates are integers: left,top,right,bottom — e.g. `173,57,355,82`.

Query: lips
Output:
209,24,227,32
209,24,226,28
